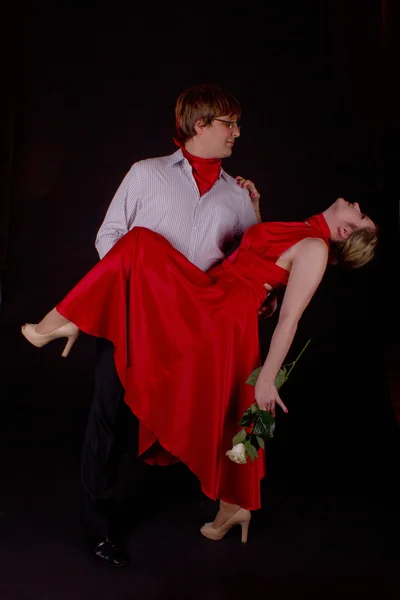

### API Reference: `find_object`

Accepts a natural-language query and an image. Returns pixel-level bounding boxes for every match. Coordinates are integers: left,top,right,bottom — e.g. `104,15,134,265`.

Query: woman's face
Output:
336,198,376,234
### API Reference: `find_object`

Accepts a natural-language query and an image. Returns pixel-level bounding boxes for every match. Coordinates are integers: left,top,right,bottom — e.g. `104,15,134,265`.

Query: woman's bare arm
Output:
255,238,328,414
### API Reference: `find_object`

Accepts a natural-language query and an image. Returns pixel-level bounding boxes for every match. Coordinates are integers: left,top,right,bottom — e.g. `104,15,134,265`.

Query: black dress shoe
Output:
90,537,130,568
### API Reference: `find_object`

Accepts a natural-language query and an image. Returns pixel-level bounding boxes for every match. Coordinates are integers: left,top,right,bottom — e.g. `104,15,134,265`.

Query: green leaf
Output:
239,403,260,426
275,367,288,390
256,436,265,449
259,410,276,431
259,410,274,425
252,412,275,441
244,441,258,462
239,407,256,427
248,434,260,450
232,428,247,446
246,367,262,386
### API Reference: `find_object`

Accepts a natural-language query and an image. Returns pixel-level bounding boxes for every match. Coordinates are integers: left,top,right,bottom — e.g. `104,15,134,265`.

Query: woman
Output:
21,197,378,543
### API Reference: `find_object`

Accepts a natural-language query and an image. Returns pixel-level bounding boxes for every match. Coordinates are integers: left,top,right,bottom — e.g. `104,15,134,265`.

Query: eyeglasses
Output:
213,118,241,131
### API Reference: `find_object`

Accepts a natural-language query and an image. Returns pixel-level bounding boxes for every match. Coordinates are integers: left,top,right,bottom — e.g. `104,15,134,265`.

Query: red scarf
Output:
305,213,331,248
177,143,221,197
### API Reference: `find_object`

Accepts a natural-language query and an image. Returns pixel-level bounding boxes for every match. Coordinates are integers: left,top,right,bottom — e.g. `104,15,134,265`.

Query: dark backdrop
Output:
1,1,399,507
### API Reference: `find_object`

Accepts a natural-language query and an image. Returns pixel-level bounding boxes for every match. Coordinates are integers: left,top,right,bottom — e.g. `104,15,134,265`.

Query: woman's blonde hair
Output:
175,84,241,143
331,227,379,268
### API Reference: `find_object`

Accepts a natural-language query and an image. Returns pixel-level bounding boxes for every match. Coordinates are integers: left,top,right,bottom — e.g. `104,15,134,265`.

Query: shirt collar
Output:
169,149,228,181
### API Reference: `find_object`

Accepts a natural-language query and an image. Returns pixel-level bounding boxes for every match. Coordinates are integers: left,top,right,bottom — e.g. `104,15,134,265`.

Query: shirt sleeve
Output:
236,189,258,236
95,164,142,259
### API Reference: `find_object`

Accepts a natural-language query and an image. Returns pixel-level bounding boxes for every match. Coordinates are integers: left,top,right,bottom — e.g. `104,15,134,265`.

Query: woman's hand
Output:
254,379,288,417
235,176,261,216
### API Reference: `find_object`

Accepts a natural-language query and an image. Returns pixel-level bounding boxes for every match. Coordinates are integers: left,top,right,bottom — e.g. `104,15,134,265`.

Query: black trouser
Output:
80,338,135,539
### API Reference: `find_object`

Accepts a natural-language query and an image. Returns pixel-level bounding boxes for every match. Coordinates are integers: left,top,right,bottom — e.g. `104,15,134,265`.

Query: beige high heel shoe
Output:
200,508,251,543
21,322,79,357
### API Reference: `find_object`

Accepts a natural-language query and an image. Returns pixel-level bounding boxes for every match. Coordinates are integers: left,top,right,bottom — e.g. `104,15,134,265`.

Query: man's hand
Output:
258,295,278,319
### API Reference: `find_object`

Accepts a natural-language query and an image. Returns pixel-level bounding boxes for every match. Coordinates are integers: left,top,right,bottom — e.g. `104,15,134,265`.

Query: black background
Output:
0,2,399,598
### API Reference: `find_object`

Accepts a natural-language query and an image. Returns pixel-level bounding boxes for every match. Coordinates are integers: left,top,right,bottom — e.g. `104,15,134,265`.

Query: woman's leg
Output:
22,308,79,357
200,500,251,543
212,499,242,528
35,307,70,333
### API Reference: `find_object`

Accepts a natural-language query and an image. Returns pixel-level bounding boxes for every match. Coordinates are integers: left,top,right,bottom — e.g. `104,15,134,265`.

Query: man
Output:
81,83,261,567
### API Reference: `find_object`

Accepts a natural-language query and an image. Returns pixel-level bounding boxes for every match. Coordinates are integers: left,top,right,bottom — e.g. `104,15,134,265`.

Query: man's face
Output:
200,115,241,158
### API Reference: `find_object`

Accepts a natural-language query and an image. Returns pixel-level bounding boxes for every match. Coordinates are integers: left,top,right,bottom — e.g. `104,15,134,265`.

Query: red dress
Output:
57,214,330,510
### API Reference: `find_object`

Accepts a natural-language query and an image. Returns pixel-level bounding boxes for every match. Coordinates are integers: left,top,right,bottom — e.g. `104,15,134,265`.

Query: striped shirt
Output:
95,149,258,271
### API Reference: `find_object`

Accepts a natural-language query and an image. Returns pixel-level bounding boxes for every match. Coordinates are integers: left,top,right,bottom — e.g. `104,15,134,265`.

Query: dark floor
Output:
1,322,400,600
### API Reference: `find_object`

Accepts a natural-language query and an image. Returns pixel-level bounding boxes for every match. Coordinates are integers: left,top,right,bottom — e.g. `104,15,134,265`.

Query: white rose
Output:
226,443,247,464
